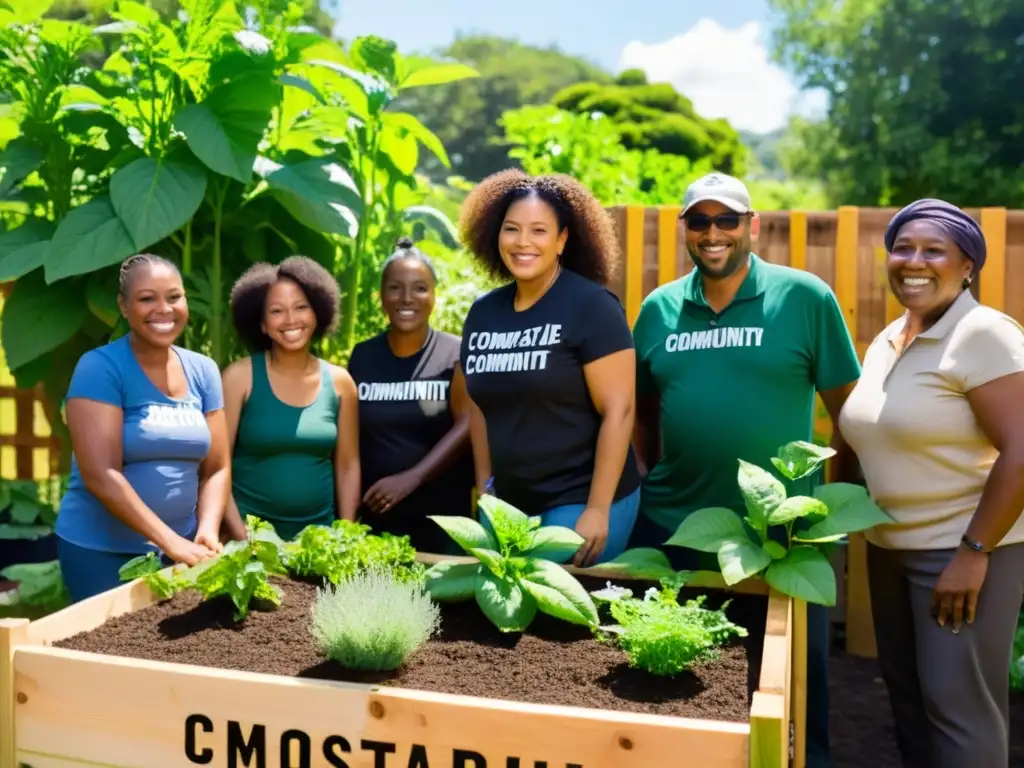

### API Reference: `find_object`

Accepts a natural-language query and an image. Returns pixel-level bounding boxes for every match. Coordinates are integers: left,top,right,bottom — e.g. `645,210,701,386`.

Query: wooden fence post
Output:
657,205,681,287
980,207,1007,311
835,206,878,658
624,205,645,327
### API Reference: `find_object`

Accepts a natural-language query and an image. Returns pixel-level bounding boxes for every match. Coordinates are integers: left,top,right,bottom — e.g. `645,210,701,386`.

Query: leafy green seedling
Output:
120,516,289,621
666,441,894,606
426,496,685,632
590,571,747,676
282,519,423,586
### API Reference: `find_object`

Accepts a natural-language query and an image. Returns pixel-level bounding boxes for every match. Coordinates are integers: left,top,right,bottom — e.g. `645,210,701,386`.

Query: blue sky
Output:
330,0,828,135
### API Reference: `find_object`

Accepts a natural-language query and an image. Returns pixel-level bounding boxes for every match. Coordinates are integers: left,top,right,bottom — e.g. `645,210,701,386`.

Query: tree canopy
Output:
769,0,1024,207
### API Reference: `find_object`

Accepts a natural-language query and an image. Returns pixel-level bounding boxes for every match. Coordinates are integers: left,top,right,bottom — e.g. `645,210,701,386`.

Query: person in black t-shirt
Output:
347,238,475,554
457,169,641,567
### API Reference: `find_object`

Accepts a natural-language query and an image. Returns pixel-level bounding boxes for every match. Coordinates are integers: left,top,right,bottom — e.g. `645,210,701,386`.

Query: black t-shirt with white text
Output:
348,330,475,543
461,269,641,514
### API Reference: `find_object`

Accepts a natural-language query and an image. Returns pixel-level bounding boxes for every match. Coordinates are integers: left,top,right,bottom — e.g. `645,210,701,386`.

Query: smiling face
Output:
381,257,435,334
887,219,973,319
118,262,188,348
683,200,754,280
497,193,568,285
261,278,317,352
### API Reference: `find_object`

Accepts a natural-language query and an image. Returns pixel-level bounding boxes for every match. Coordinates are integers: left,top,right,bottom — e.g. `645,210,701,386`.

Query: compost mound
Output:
55,576,757,722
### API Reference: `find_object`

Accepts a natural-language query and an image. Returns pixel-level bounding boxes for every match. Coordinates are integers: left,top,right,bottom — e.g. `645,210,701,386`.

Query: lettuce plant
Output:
282,519,423,586
590,572,748,676
310,567,440,671
120,516,288,621
424,495,602,632
666,441,894,606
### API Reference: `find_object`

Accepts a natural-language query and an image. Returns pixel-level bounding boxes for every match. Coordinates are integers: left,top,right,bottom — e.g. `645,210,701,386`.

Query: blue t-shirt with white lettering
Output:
55,335,224,554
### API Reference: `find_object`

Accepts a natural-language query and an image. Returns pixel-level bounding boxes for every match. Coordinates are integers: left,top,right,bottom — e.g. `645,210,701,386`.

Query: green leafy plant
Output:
309,566,440,671
0,560,70,617
424,494,601,632
666,441,895,606
0,478,60,540
590,572,748,676
120,516,287,621
281,519,423,585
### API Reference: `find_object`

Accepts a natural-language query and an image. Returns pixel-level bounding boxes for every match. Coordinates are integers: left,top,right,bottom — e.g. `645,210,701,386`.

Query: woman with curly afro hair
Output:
457,169,640,567
219,256,360,541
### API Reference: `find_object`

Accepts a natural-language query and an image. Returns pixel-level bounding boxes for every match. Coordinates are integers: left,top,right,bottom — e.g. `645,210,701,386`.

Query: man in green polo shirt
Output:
629,173,862,768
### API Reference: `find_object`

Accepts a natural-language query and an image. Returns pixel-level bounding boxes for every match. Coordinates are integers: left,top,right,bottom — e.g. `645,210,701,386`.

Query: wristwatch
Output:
961,534,989,554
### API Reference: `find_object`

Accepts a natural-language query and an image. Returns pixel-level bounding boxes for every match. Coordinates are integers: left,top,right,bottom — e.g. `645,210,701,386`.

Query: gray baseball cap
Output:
681,173,753,216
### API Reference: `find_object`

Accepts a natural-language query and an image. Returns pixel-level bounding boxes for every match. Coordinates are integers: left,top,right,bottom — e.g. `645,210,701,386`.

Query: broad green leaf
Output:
174,74,279,183
763,541,788,560
426,515,497,552
717,538,772,586
0,219,54,281
519,559,599,627
383,112,450,167
255,157,361,237
805,483,895,538
400,63,479,89
738,459,786,528
767,496,828,526
8,498,41,524
118,552,163,581
86,267,121,326
424,561,479,601
402,206,459,249
468,547,504,577
0,269,87,370
475,571,536,632
0,138,44,196
0,483,9,511
278,74,325,104
585,548,676,581
764,546,837,606
0,524,52,540
2,0,54,22
113,0,160,25
44,196,136,283
665,506,749,553
109,157,207,251
379,128,418,176
522,526,583,563
477,494,531,530
771,440,836,481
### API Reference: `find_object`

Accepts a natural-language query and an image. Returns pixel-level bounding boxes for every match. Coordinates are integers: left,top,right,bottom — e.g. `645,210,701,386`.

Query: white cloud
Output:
617,18,828,134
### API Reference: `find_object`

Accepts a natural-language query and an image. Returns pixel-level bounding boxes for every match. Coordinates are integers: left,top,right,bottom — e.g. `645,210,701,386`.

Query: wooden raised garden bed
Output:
0,546,805,768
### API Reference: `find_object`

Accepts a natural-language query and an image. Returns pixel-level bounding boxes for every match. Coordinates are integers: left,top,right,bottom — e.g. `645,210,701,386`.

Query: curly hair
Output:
458,169,620,286
229,256,340,352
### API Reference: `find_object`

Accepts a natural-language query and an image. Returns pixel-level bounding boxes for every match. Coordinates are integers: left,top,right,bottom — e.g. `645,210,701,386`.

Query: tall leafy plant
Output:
665,441,895,606
0,2,476,471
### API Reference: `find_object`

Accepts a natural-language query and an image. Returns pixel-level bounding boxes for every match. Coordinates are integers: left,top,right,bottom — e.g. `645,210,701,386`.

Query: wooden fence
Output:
2,204,1022,657
0,284,57,482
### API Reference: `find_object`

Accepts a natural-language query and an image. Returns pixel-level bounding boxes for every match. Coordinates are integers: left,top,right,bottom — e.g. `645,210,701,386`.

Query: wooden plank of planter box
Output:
2,556,798,768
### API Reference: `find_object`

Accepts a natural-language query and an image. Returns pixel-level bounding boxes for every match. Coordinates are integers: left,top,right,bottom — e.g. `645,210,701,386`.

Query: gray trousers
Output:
867,541,1024,768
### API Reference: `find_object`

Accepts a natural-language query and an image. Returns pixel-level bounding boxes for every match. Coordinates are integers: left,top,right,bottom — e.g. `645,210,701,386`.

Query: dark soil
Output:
827,651,1024,768
55,575,755,723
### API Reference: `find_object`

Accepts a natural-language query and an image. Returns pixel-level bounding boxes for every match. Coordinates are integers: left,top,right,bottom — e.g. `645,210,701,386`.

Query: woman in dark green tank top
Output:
220,257,361,541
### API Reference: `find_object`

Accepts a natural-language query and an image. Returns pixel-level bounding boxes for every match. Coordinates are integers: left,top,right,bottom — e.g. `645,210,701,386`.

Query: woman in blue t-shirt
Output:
457,170,641,566
56,254,230,602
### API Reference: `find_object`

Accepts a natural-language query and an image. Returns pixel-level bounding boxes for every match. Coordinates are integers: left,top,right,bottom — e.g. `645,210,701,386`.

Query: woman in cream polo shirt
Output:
840,198,1024,768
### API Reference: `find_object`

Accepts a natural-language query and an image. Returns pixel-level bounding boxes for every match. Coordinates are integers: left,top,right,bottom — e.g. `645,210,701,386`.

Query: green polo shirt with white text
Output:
634,254,862,533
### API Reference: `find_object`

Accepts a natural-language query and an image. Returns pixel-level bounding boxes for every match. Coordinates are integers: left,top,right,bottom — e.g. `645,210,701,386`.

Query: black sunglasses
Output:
681,212,751,232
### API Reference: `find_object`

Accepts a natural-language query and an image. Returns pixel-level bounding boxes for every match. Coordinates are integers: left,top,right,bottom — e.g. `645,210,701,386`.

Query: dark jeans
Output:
628,513,834,768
